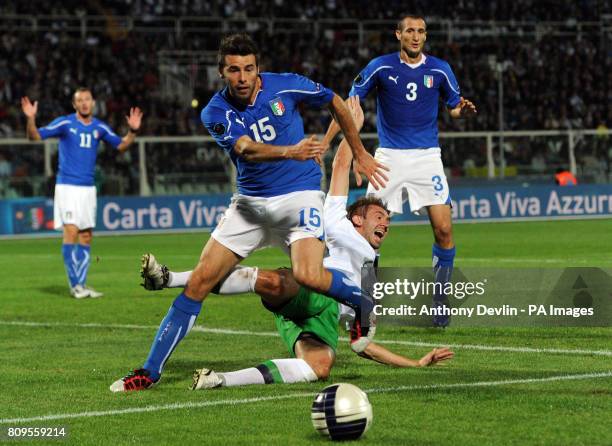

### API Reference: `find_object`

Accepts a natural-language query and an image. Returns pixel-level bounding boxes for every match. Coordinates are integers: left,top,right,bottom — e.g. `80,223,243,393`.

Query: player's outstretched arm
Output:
449,96,477,119
117,107,143,152
21,96,41,141
358,342,454,367
234,134,325,162
322,107,342,151
327,94,388,190
328,96,364,197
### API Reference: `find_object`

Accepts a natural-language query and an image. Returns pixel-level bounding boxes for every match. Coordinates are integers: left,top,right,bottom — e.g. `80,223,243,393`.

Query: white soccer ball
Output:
311,383,373,441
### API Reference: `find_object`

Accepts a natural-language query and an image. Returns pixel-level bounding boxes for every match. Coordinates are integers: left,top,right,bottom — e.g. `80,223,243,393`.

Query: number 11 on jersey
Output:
79,133,92,148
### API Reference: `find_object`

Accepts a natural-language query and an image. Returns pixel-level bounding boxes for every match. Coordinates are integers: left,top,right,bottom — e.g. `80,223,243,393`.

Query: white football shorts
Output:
366,147,451,215
53,184,97,230
212,190,326,258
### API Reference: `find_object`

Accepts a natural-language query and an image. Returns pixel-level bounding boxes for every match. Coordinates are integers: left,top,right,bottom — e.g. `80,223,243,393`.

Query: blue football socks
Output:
75,244,91,286
432,244,456,327
325,268,375,326
143,293,202,381
327,268,364,309
62,243,78,287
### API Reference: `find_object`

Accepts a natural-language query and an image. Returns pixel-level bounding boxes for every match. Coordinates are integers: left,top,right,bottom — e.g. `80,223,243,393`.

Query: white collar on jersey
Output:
398,53,427,69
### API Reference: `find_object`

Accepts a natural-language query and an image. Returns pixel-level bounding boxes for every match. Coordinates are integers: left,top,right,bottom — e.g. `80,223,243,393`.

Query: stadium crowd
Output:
2,0,610,21
0,1,610,195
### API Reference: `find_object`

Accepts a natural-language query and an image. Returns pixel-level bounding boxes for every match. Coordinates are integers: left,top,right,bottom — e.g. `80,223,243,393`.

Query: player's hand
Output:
126,107,143,131
418,347,454,367
21,97,38,118
314,140,331,166
353,152,389,190
457,97,477,117
346,96,364,132
291,135,326,161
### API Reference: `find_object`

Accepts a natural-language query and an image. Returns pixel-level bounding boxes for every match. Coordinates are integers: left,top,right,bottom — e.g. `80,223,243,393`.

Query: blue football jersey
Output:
201,72,334,197
38,114,122,186
349,53,461,149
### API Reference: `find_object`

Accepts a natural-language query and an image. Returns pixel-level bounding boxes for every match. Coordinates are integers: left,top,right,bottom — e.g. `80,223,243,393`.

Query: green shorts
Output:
273,287,339,356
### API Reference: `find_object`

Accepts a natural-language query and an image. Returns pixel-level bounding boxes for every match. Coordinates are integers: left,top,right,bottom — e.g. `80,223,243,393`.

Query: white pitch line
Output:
1,372,610,425
1,320,611,357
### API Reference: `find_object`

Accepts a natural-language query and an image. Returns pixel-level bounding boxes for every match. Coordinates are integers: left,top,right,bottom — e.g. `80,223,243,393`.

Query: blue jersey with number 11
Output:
201,72,334,197
38,113,122,186
350,53,461,150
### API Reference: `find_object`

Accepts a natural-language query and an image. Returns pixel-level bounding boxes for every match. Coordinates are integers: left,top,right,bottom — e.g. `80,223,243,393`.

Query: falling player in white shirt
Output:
140,97,453,389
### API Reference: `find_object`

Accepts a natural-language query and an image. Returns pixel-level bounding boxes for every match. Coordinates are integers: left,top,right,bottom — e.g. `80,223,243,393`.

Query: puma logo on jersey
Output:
388,75,399,84
235,117,245,127
70,128,77,134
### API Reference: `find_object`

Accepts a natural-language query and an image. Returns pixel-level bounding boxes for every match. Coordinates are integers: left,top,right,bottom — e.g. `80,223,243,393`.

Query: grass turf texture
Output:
1,219,611,445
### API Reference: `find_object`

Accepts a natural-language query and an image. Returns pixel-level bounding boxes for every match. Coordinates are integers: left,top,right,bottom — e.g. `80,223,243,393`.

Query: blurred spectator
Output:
555,168,577,186
0,153,12,177
0,1,610,195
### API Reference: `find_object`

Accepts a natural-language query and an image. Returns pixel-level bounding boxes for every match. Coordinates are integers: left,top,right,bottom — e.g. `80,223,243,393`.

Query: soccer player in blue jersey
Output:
110,33,387,392
325,15,477,327
21,89,142,298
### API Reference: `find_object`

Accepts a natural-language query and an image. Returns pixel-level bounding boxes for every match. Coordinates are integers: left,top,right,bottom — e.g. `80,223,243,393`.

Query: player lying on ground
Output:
110,35,387,392
142,257,454,389
139,97,453,389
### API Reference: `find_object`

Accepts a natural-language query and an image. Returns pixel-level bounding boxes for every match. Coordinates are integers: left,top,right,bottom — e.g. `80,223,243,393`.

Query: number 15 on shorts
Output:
299,208,321,231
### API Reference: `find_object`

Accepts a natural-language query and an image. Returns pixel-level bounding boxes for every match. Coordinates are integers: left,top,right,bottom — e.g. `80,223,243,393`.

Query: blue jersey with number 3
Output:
38,113,122,186
201,72,334,197
349,53,461,150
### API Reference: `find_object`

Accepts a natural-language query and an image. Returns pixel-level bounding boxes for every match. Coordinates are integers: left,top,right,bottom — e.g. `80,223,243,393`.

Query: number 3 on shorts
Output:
432,175,444,192
299,208,321,229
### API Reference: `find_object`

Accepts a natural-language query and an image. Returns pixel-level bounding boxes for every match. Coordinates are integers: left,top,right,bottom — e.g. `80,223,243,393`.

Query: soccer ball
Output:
311,383,373,441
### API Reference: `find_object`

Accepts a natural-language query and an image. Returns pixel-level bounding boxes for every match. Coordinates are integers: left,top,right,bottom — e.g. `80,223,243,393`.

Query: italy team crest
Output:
269,98,285,116
93,129,99,139
424,75,434,88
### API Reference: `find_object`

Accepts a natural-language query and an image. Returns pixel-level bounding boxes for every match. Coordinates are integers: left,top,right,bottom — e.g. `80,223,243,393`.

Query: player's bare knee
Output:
312,362,332,380
183,269,214,301
302,355,332,380
257,270,284,297
78,231,92,245
434,224,453,247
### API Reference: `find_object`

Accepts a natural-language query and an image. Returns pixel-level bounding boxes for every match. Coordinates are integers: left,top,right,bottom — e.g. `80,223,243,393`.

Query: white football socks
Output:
167,266,258,294
219,358,318,386
218,266,258,294
167,271,191,288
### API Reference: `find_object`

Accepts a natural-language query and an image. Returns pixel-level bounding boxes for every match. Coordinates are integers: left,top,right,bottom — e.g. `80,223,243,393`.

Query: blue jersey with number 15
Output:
38,113,122,186
350,53,461,150
201,72,334,197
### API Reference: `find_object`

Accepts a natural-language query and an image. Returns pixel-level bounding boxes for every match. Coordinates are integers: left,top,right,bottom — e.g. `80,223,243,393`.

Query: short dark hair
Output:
396,14,427,31
217,33,259,71
72,87,93,102
347,196,390,222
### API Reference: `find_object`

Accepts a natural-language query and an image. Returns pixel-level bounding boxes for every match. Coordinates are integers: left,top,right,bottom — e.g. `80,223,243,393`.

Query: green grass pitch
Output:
1,219,611,445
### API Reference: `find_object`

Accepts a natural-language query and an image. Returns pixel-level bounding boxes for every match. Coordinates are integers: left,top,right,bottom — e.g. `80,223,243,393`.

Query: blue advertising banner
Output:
0,194,232,235
350,184,612,223
0,184,610,236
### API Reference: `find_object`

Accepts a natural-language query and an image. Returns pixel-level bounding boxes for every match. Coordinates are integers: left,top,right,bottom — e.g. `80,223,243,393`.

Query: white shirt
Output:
322,195,377,323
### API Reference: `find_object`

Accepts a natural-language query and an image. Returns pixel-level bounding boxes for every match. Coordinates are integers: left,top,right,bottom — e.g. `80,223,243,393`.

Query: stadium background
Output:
0,0,610,219
1,2,611,445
